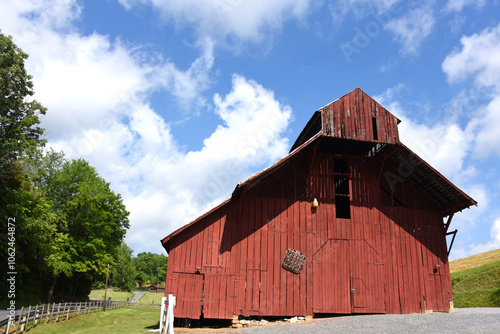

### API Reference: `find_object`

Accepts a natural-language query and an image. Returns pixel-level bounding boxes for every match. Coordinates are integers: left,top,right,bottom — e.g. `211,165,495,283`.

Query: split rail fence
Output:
1,300,161,334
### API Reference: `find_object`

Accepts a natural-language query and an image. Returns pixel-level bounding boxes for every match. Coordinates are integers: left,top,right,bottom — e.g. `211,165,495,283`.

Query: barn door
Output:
171,273,204,319
349,240,386,313
312,239,351,313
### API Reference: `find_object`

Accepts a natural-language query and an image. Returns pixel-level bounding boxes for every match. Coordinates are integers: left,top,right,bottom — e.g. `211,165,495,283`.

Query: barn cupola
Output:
290,87,400,156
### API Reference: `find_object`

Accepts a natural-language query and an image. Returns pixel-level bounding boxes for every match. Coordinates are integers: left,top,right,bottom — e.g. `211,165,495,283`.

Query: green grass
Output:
27,307,160,334
451,259,500,307
137,292,165,304
88,289,134,302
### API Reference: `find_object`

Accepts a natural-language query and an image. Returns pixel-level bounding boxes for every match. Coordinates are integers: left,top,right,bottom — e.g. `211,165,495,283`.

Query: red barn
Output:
161,88,476,320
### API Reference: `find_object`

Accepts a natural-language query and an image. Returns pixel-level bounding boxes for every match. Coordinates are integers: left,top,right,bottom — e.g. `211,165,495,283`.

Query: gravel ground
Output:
235,308,500,334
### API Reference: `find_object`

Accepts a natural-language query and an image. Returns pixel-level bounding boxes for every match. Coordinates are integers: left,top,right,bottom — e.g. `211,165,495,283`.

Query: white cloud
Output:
442,23,500,90
468,217,500,255
118,0,312,45
121,75,292,253
445,0,486,12
442,23,500,157
384,7,435,55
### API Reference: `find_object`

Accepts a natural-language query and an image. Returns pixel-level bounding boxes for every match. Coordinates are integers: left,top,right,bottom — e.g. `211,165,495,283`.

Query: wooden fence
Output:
1,300,160,333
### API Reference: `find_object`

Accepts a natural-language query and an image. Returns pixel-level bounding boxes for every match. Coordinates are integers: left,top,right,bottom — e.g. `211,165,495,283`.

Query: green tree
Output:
0,31,49,306
134,252,168,287
0,31,46,185
24,150,130,301
110,242,136,292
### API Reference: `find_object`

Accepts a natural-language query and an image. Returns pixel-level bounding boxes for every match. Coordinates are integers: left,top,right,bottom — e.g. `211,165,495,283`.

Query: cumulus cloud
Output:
442,23,500,157
113,75,292,253
118,0,312,45
442,23,500,89
384,6,435,55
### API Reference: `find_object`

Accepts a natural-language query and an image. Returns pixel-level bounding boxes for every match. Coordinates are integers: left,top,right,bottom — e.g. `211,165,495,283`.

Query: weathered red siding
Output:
164,153,453,319
322,88,400,144
162,88,473,320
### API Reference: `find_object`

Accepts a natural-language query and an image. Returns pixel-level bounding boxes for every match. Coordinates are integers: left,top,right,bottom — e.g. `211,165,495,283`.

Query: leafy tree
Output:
24,150,130,301
0,31,50,306
134,252,168,287
110,242,136,292
0,31,46,185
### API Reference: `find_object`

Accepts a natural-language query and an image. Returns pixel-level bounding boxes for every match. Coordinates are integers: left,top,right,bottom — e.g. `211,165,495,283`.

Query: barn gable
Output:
161,88,476,321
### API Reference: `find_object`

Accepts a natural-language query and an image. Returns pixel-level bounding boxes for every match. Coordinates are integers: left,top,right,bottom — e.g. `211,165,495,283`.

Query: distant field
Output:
28,307,159,334
88,289,134,302
450,249,500,308
450,248,500,273
137,292,165,304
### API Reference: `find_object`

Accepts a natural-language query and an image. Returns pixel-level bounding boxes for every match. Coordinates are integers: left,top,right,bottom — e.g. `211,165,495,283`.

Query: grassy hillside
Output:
450,249,500,308
450,248,500,273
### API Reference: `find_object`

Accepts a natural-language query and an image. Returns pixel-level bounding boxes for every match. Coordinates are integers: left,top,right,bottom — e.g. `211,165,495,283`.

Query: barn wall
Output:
322,88,400,144
164,154,452,319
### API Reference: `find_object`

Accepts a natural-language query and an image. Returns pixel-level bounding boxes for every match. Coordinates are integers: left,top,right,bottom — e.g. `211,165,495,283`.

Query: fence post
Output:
64,302,69,320
47,303,55,323
15,306,23,334
40,304,45,326
32,305,38,330
55,303,61,322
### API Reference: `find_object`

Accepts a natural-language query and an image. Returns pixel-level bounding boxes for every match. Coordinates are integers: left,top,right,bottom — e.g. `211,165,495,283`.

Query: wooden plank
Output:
272,199,281,315
280,199,288,315
286,200,294,315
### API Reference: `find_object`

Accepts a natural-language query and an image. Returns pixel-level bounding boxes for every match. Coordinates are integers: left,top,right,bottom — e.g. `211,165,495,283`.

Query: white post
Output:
159,297,167,333
163,294,176,334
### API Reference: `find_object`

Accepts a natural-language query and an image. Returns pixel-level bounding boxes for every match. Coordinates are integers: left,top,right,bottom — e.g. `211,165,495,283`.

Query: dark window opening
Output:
334,175,349,194
334,158,351,219
333,158,348,174
335,196,351,219
372,117,378,141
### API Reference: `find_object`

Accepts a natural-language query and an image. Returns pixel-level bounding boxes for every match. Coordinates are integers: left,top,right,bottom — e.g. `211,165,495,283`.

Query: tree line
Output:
0,31,167,306
108,247,168,292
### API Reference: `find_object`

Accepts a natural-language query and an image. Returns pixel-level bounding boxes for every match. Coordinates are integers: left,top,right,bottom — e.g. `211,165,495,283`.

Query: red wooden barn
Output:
161,88,476,320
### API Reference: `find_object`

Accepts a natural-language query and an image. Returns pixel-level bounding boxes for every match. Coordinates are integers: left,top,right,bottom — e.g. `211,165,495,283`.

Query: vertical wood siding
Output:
322,88,400,144
164,155,452,319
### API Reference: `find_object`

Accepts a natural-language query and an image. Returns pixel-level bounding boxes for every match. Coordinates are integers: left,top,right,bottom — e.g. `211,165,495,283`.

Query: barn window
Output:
334,158,351,219
372,117,378,141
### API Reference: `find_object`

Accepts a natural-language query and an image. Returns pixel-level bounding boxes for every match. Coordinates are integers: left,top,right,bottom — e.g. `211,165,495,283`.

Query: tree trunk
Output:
47,275,57,302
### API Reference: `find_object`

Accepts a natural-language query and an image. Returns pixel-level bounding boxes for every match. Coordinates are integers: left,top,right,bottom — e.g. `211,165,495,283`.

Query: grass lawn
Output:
137,292,165,304
451,260,500,308
28,308,160,334
88,289,134,302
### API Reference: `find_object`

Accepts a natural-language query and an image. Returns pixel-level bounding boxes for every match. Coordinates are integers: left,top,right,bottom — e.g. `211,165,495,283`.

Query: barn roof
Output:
161,88,476,249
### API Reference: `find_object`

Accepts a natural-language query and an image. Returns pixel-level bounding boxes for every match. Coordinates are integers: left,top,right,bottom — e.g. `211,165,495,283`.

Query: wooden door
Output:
312,239,351,313
349,240,386,313
171,273,204,319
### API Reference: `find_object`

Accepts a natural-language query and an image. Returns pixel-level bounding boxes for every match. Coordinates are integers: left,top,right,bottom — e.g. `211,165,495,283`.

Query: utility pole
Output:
103,264,109,311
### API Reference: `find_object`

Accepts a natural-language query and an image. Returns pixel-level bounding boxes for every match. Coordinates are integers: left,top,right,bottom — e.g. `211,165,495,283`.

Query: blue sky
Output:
1,0,499,260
